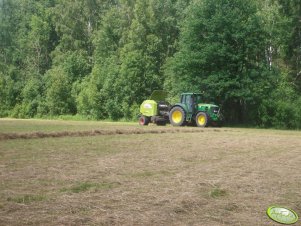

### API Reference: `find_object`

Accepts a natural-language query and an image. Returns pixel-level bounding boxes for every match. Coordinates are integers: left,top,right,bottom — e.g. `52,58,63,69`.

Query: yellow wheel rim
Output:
172,110,183,124
197,115,206,126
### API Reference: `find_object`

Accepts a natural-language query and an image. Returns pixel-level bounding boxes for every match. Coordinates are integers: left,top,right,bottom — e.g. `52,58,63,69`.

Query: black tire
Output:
139,115,150,126
156,120,167,126
195,112,209,127
169,106,186,126
187,120,197,127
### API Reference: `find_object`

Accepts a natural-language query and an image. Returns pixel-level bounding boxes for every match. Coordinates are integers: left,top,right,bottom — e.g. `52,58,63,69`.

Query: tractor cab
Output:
180,93,202,104
180,93,202,114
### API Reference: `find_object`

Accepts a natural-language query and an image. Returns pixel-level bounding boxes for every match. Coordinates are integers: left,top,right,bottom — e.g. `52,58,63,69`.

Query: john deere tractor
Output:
139,91,223,127
169,92,223,127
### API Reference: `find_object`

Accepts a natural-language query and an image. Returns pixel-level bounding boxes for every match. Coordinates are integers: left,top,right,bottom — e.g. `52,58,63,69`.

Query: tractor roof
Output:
181,92,203,95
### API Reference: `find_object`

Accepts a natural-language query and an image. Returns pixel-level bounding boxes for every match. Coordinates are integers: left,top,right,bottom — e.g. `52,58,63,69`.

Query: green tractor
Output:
169,92,223,127
139,91,223,127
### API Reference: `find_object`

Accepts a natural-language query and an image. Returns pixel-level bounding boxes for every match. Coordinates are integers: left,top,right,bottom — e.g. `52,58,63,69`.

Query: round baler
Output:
139,91,170,126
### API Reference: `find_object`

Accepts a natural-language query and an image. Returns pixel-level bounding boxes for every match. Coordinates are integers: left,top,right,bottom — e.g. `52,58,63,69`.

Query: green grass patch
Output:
60,182,119,193
7,194,47,204
209,187,227,198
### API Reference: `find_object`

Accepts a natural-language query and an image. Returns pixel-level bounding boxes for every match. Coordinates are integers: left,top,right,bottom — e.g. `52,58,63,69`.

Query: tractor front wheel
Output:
139,115,150,126
195,112,209,127
169,107,186,126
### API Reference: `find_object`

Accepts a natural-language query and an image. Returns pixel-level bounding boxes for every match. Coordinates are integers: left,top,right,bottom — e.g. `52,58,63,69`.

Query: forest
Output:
0,0,301,129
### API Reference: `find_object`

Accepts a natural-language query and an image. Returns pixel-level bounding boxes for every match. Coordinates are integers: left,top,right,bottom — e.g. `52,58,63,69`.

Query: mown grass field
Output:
0,119,301,225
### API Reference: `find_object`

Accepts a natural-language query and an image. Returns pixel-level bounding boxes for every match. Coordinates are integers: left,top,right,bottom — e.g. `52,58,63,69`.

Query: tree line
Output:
0,0,300,129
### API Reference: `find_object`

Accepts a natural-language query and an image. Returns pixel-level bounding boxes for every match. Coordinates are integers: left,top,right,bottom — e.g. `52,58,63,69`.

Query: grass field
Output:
0,119,301,225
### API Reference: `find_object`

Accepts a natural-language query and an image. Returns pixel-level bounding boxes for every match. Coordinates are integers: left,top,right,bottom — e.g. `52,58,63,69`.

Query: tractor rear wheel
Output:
139,115,150,126
169,107,186,126
195,112,209,127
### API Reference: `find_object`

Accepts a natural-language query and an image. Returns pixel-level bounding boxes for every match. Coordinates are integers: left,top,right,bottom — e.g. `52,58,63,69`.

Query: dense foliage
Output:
0,0,300,128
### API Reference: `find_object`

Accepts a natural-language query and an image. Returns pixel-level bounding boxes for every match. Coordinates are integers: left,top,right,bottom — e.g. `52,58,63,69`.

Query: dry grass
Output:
0,119,301,225
0,118,137,133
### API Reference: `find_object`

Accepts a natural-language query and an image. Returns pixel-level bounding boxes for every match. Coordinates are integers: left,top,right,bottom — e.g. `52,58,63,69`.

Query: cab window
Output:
195,95,202,104
181,95,192,105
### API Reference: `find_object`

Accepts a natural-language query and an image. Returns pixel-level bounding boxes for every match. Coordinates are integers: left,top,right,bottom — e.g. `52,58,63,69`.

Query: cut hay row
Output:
0,128,223,141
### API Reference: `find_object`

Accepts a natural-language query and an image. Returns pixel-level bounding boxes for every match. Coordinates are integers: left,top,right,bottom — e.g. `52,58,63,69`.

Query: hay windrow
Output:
0,128,208,141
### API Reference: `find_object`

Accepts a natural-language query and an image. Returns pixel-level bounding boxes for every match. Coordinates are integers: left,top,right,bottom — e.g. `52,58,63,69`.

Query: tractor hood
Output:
197,103,218,107
149,90,167,102
197,104,220,113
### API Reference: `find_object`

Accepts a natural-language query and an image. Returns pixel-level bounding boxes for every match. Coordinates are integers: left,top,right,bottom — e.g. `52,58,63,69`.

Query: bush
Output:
257,94,301,130
44,67,75,115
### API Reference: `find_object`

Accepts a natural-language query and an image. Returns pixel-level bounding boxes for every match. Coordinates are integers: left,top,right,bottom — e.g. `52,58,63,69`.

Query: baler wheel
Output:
139,116,150,126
